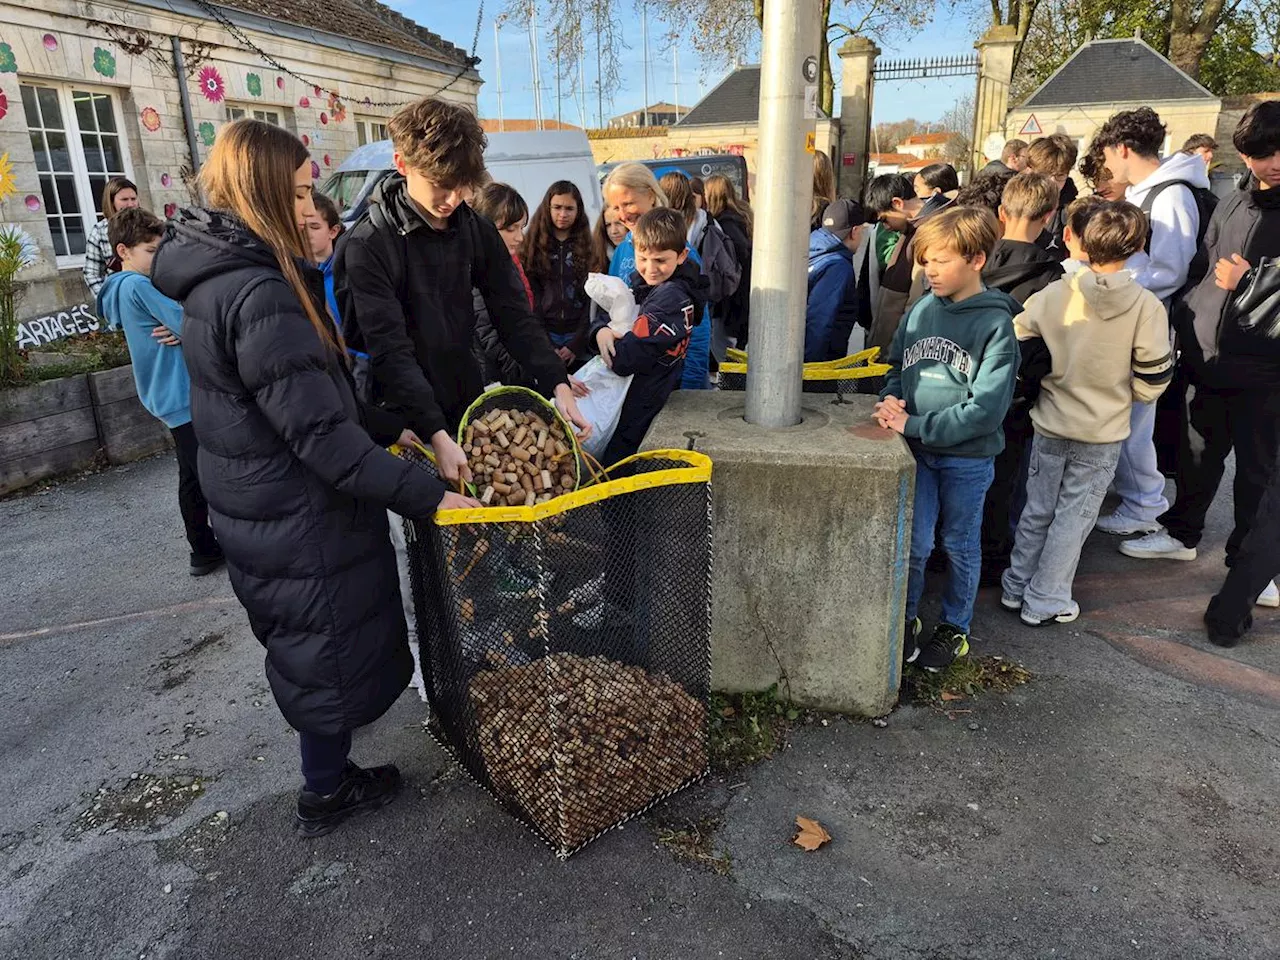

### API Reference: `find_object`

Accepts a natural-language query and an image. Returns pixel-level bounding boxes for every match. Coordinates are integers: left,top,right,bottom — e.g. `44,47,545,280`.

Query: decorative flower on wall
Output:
301,134,310,147
246,73,262,97
199,121,216,146
42,34,58,51
0,89,7,122
160,172,172,188
0,224,40,269
25,194,41,211
164,203,177,218
310,160,320,180
298,96,310,108
276,76,285,90
0,43,17,74
92,47,116,78
313,85,321,96
319,112,328,125
0,153,18,202
330,101,346,124
323,154,330,166
140,106,161,132
198,66,225,103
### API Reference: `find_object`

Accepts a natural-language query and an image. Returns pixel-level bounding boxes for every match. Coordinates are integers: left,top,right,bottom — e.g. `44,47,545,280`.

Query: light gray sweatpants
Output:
388,511,428,703
1003,432,1122,620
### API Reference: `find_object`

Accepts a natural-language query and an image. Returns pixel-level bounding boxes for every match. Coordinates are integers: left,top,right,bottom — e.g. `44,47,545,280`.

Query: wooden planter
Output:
88,366,172,465
0,374,99,496
0,365,172,496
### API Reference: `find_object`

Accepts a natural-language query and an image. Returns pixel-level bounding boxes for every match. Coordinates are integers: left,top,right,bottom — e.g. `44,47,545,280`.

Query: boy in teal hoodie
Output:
96,208,222,576
876,206,1019,671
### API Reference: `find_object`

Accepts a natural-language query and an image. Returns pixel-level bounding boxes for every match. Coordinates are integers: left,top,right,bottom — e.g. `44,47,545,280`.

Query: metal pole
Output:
744,0,818,428
641,4,650,126
556,29,563,127
494,21,505,132
595,4,603,128
673,47,680,122
170,36,202,177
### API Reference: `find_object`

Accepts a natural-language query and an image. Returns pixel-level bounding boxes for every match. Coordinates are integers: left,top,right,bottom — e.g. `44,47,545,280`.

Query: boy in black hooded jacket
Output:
591,208,710,465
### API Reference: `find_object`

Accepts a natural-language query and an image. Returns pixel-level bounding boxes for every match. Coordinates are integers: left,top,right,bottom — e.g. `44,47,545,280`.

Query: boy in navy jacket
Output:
591,207,710,465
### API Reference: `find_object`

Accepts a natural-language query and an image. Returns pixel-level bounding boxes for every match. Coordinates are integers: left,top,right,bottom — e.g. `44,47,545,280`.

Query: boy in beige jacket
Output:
1001,202,1173,626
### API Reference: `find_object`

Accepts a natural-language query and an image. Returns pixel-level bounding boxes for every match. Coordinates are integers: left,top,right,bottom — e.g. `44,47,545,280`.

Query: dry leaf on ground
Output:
793,816,832,852
940,690,963,701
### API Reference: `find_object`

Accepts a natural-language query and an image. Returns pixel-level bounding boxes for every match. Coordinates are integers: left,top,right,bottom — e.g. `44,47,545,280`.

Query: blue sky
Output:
388,2,980,126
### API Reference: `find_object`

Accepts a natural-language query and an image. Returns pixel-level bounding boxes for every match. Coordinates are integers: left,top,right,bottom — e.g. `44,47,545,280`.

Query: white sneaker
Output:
1119,530,1197,561
1021,602,1080,627
1258,580,1280,609
1095,513,1163,536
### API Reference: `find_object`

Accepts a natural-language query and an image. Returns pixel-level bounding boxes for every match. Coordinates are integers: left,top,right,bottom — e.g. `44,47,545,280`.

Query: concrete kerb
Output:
642,390,915,715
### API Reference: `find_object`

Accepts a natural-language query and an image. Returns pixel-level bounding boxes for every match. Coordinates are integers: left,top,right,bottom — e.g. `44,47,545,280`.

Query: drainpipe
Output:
171,36,202,176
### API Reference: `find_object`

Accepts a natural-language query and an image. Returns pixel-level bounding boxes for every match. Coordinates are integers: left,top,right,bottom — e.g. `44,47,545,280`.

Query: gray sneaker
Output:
1119,530,1196,561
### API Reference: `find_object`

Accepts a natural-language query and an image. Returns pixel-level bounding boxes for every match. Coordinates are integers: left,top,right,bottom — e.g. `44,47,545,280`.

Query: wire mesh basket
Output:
399,445,713,858
719,346,891,397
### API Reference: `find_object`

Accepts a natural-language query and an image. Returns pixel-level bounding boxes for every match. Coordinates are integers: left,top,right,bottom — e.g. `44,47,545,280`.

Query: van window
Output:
321,170,381,212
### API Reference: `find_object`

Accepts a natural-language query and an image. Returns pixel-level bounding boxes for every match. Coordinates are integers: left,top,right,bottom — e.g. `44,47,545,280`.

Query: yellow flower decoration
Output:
0,153,17,202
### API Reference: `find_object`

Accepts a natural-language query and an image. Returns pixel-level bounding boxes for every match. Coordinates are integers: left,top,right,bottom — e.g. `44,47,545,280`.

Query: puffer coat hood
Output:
153,208,447,735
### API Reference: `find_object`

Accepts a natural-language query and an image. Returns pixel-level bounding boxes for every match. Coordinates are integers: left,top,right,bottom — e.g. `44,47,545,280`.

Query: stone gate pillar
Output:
837,35,879,200
973,25,1021,171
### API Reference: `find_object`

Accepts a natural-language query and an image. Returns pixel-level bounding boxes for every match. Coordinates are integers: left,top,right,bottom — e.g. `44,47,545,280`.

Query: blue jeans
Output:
907,451,996,633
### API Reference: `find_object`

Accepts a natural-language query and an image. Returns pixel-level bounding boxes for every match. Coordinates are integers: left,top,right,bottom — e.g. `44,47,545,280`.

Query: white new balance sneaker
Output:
1095,513,1163,536
1119,530,1197,561
1258,580,1280,609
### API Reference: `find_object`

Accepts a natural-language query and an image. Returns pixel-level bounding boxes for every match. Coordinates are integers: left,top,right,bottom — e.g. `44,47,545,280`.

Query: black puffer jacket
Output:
1036,176,1078,261
151,208,447,736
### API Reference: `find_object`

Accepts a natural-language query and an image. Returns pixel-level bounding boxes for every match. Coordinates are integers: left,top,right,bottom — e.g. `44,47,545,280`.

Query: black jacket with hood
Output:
983,239,1065,305
1175,175,1280,388
1036,176,1078,261
151,208,448,736
335,174,568,438
713,208,753,342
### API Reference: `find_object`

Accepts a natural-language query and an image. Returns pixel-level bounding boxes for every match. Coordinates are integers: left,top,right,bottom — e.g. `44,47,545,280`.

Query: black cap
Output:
821,198,866,236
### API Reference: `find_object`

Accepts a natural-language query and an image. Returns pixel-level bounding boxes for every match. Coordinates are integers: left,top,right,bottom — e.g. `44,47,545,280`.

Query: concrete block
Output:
642,390,914,716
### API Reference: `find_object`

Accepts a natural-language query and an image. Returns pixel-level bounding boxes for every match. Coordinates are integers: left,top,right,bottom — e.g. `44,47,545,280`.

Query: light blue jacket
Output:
96,271,191,428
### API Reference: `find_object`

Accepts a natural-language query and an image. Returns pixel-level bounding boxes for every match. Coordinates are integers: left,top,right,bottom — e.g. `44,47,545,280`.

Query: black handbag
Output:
1228,257,1280,339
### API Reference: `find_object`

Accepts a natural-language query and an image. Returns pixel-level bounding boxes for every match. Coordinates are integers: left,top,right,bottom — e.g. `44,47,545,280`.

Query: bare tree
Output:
940,92,975,168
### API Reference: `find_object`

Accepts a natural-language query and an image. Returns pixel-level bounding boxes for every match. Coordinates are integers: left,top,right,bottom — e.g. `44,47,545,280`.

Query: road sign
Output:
1019,114,1043,136
805,132,816,154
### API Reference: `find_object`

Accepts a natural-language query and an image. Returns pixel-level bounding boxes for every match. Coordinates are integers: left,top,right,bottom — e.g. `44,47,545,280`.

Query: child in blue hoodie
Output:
875,206,1019,671
805,198,867,361
96,208,222,576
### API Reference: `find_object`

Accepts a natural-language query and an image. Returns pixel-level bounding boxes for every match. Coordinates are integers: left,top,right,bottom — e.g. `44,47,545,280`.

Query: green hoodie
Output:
881,288,1020,458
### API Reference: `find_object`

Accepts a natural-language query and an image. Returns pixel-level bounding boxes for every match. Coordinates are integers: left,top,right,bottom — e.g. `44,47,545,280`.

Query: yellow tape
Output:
719,346,885,379
434,449,712,526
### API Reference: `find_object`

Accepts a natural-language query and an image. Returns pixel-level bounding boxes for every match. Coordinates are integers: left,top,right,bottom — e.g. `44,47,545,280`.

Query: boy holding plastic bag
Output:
589,209,710,465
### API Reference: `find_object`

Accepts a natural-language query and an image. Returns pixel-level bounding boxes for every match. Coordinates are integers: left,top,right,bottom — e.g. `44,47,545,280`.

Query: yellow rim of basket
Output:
433,448,712,526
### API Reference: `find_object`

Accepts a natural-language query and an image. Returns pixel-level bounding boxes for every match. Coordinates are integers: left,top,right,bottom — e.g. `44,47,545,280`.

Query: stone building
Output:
0,0,478,336
609,101,687,128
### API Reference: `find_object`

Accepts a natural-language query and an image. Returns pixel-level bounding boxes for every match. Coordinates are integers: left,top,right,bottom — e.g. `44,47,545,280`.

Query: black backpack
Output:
1138,179,1218,290
696,217,742,304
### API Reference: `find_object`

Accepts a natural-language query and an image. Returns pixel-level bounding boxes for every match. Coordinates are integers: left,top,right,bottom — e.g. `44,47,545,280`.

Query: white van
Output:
320,130,604,227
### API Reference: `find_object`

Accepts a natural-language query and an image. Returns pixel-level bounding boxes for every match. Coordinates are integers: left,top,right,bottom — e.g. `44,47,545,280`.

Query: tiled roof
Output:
220,0,473,65
1021,38,1215,108
480,119,582,132
899,133,954,146
902,157,937,169
678,66,814,127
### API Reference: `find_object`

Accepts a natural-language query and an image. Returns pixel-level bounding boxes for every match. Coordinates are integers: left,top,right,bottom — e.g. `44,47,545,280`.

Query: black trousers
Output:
299,730,352,795
170,423,221,560
1159,383,1280,557
1205,461,1280,641
980,410,1034,565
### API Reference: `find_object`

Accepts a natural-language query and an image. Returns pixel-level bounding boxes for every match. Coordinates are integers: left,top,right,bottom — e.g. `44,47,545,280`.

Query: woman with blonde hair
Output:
151,119,475,838
812,151,837,230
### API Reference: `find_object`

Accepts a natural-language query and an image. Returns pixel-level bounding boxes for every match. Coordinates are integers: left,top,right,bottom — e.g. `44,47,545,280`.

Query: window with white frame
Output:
20,83,133,262
356,117,389,146
226,105,283,125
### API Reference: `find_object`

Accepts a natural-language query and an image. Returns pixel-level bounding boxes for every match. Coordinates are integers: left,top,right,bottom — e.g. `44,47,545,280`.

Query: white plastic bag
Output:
573,356,633,458
585,273,639,335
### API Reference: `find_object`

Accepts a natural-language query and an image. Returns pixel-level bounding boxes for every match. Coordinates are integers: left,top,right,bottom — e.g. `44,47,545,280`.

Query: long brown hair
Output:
703,174,753,237
199,119,339,353
812,151,836,219
590,208,617,273
658,172,696,229
100,176,137,219
522,180,592,289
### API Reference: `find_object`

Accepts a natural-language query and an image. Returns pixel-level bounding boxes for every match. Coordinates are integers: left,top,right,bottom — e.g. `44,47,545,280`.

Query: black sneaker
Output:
296,761,402,838
1204,603,1249,649
916,623,969,673
902,616,922,668
190,551,225,577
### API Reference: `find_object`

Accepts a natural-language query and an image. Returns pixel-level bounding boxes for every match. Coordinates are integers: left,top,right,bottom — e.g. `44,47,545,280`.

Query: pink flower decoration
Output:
301,134,310,147
319,112,328,125
198,66,225,103
25,194,41,211
160,172,171,187
310,160,320,180
42,34,58,51
164,203,177,218
313,85,322,96
0,90,7,122
140,106,161,132
298,96,310,108
323,154,330,166
276,76,285,90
